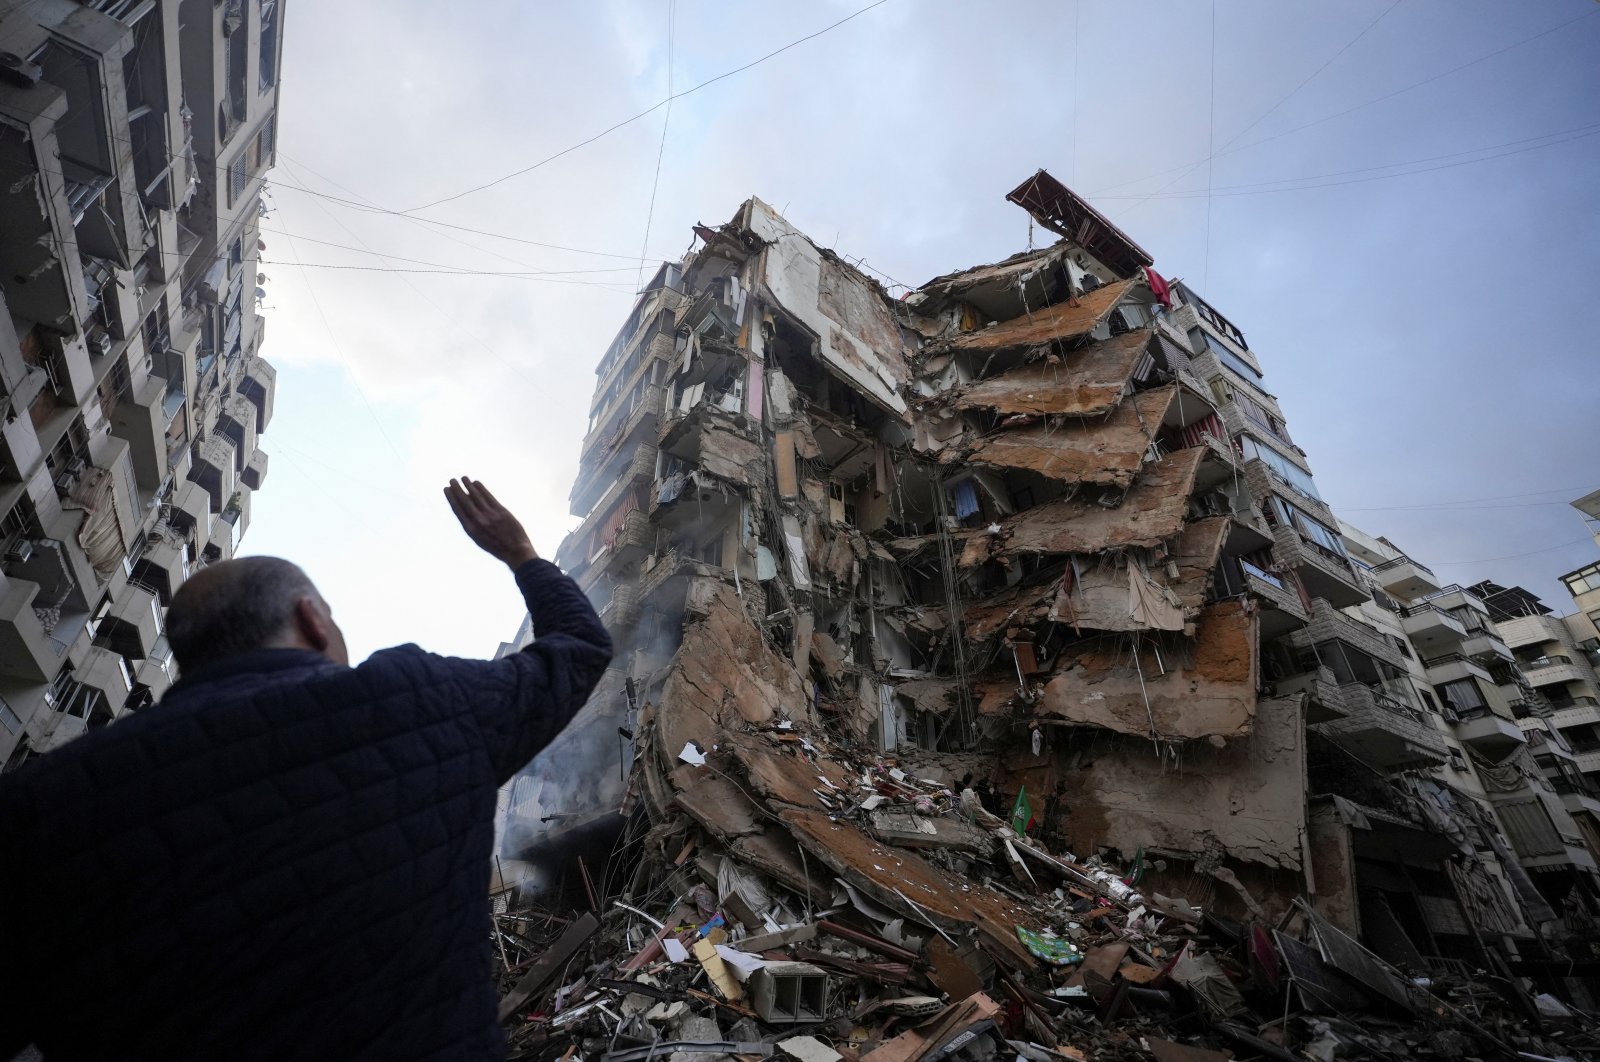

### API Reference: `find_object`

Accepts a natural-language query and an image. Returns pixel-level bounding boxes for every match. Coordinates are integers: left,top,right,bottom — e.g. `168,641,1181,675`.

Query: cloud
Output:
243,0,1600,661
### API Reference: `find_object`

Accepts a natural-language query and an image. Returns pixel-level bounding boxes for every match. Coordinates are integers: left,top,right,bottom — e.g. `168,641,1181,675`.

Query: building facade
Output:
491,171,1595,1001
0,0,282,767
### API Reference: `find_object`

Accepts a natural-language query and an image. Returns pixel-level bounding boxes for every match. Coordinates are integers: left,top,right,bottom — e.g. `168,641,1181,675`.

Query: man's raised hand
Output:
443,477,539,569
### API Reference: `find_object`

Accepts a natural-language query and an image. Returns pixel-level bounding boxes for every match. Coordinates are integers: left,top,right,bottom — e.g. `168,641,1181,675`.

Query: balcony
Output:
1575,749,1600,775
109,375,169,491
580,383,665,469
1459,630,1513,665
240,356,276,432
187,435,237,514
217,395,259,467
1550,699,1600,729
1416,584,1490,622
1561,791,1600,820
1292,599,1405,671
1400,603,1467,649
1368,553,1441,600
1423,652,1495,688
574,390,667,517
171,481,213,554
242,447,268,491
1316,682,1449,769
1275,667,1348,724
0,90,91,331
1271,525,1367,608
1212,554,1308,637
133,536,190,605
100,582,163,659
596,582,640,633
1519,654,1595,690
557,448,658,570
74,645,132,716
1496,612,1572,653
1449,705,1526,755
0,576,59,682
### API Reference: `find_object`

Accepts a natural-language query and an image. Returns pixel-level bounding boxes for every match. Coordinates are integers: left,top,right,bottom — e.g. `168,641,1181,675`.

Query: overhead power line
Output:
1431,536,1595,567
402,0,894,213
267,178,654,260
1096,5,1597,200
1093,121,1600,201
1115,0,1405,224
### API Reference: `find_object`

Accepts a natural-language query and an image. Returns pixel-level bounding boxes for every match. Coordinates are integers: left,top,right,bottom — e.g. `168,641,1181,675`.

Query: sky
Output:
244,0,1600,662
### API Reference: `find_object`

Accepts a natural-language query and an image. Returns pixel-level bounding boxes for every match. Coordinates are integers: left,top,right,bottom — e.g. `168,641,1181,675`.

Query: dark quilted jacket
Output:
0,558,611,1061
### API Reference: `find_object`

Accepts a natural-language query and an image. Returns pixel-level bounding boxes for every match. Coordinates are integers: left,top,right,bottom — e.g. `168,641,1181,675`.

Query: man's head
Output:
166,556,348,675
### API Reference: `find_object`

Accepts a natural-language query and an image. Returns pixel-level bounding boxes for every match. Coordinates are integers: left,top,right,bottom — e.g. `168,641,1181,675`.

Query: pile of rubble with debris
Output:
490,722,1596,1062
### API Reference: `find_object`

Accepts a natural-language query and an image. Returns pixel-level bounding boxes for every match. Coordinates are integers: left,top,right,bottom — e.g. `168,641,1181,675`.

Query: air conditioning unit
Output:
54,473,76,498
1080,274,1103,293
90,331,113,357
65,458,87,477
5,539,33,565
0,52,43,88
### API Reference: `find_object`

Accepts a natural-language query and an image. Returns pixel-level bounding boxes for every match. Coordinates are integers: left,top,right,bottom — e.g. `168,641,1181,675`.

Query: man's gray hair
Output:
167,556,320,674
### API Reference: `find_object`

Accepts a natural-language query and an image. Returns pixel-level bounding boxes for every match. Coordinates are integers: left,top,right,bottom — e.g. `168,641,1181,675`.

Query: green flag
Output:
1011,785,1031,837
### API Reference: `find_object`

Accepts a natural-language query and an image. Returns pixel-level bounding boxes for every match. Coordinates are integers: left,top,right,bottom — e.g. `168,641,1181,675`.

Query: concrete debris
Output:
497,171,1600,1059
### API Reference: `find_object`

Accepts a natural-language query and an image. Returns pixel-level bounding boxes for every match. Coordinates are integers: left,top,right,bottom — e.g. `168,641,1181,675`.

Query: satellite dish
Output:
254,287,267,299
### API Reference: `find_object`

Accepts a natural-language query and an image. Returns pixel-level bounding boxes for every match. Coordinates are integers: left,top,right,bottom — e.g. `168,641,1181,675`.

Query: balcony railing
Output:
1400,602,1455,622
1523,654,1574,671
1372,554,1435,578
1423,652,1481,671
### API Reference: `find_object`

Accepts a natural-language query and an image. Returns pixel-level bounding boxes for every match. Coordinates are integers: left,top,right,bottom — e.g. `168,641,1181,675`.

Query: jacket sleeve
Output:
449,558,613,782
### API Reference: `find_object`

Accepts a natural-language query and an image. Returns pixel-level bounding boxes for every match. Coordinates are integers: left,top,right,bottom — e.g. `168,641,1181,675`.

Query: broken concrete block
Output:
750,961,828,1024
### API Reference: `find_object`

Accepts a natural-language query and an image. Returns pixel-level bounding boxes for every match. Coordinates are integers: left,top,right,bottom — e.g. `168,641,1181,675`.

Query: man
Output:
0,478,612,1061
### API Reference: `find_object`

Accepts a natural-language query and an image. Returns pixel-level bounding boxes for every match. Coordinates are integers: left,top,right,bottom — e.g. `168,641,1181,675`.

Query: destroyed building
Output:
488,173,1600,1057
0,0,282,769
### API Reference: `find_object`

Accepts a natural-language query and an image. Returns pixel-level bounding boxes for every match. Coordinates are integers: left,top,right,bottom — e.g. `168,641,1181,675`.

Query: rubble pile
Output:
495,170,1600,1058
492,723,1596,1062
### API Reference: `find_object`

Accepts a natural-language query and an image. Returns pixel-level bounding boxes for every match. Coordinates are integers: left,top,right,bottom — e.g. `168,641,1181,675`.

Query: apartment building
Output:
479,170,1600,1002
0,0,282,767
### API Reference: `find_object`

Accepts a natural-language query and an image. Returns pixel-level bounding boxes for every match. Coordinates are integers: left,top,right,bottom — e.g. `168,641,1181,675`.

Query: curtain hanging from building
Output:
64,468,125,579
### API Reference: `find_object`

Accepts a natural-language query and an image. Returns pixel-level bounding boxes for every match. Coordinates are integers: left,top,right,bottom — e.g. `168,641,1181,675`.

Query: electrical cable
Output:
1113,0,1406,223
266,178,655,260
635,0,676,292
257,225,640,274
1429,537,1595,568
1094,5,1595,200
1095,122,1600,201
402,0,894,213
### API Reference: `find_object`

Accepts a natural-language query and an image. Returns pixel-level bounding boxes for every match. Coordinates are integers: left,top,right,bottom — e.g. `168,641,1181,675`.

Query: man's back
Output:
0,545,612,1061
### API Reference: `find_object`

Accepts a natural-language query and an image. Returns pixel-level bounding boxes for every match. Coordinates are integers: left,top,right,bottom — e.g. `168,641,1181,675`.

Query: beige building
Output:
0,0,283,768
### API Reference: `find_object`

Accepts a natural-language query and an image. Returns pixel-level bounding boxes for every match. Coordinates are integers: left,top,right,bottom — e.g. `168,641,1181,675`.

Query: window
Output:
1393,636,1412,660
1448,747,1467,772
1240,436,1321,501
0,695,20,734
226,153,248,206
700,537,722,567
1271,497,1345,557
1562,563,1600,597
1437,678,1488,714
1206,375,1232,407
259,0,280,90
